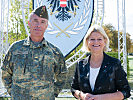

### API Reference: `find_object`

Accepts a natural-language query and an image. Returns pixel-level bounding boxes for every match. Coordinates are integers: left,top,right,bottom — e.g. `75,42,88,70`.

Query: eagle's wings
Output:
47,0,81,21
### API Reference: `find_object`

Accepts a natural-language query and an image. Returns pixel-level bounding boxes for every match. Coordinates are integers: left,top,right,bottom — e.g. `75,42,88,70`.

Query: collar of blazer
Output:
81,52,111,72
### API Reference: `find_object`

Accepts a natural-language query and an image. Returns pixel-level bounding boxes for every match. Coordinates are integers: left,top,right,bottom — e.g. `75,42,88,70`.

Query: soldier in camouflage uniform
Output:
1,5,67,100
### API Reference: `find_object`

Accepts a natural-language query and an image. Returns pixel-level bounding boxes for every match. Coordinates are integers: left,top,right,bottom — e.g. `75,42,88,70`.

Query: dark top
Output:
71,52,131,99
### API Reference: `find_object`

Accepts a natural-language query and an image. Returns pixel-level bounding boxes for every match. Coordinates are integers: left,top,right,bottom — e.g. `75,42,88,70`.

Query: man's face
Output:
28,14,48,38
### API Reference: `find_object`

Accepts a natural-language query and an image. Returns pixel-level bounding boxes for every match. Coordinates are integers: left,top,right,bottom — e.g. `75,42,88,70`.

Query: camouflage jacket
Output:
1,37,67,100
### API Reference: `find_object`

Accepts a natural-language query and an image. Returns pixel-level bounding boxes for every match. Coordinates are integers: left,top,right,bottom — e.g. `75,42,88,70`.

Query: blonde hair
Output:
82,24,110,52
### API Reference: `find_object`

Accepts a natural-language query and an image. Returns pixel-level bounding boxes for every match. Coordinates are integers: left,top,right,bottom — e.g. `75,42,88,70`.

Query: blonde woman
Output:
71,24,131,100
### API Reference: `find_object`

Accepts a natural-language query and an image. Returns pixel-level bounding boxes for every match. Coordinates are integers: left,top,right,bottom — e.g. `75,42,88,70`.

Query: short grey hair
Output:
82,24,110,52
28,12,34,22
28,12,48,26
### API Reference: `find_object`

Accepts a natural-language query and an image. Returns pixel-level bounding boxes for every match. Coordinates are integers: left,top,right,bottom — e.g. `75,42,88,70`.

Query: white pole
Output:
122,0,127,73
117,0,120,60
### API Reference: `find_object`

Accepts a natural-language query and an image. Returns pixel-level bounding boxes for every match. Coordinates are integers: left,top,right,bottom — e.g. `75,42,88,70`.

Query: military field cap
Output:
33,5,48,20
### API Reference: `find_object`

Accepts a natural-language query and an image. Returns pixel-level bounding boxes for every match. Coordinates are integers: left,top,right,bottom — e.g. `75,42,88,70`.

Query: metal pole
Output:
101,0,104,25
117,0,120,60
117,0,127,73
6,0,9,49
95,0,98,24
122,0,127,73
0,0,4,67
0,0,2,67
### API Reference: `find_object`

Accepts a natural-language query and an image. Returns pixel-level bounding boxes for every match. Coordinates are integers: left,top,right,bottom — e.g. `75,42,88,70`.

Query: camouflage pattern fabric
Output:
1,37,67,100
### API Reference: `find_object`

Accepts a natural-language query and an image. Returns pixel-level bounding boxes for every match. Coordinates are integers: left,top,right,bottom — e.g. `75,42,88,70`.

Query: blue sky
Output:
104,0,133,40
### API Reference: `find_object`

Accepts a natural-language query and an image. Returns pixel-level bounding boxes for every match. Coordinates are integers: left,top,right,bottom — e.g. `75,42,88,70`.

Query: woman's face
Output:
88,32,106,54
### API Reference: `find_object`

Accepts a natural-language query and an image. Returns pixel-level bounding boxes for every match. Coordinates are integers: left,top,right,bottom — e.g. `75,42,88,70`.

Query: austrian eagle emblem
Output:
47,0,81,21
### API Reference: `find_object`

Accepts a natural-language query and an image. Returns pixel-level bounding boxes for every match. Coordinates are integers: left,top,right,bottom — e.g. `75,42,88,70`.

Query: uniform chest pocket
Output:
42,55,55,67
41,55,55,81
13,54,27,64
12,53,28,75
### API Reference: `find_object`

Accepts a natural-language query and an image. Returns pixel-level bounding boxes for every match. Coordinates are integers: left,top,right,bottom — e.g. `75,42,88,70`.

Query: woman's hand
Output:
83,91,124,100
79,92,94,100
84,93,94,100
74,90,93,100
83,93,101,100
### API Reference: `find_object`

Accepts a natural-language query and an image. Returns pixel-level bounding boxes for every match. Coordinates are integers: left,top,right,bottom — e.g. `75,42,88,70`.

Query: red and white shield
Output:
60,0,67,7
